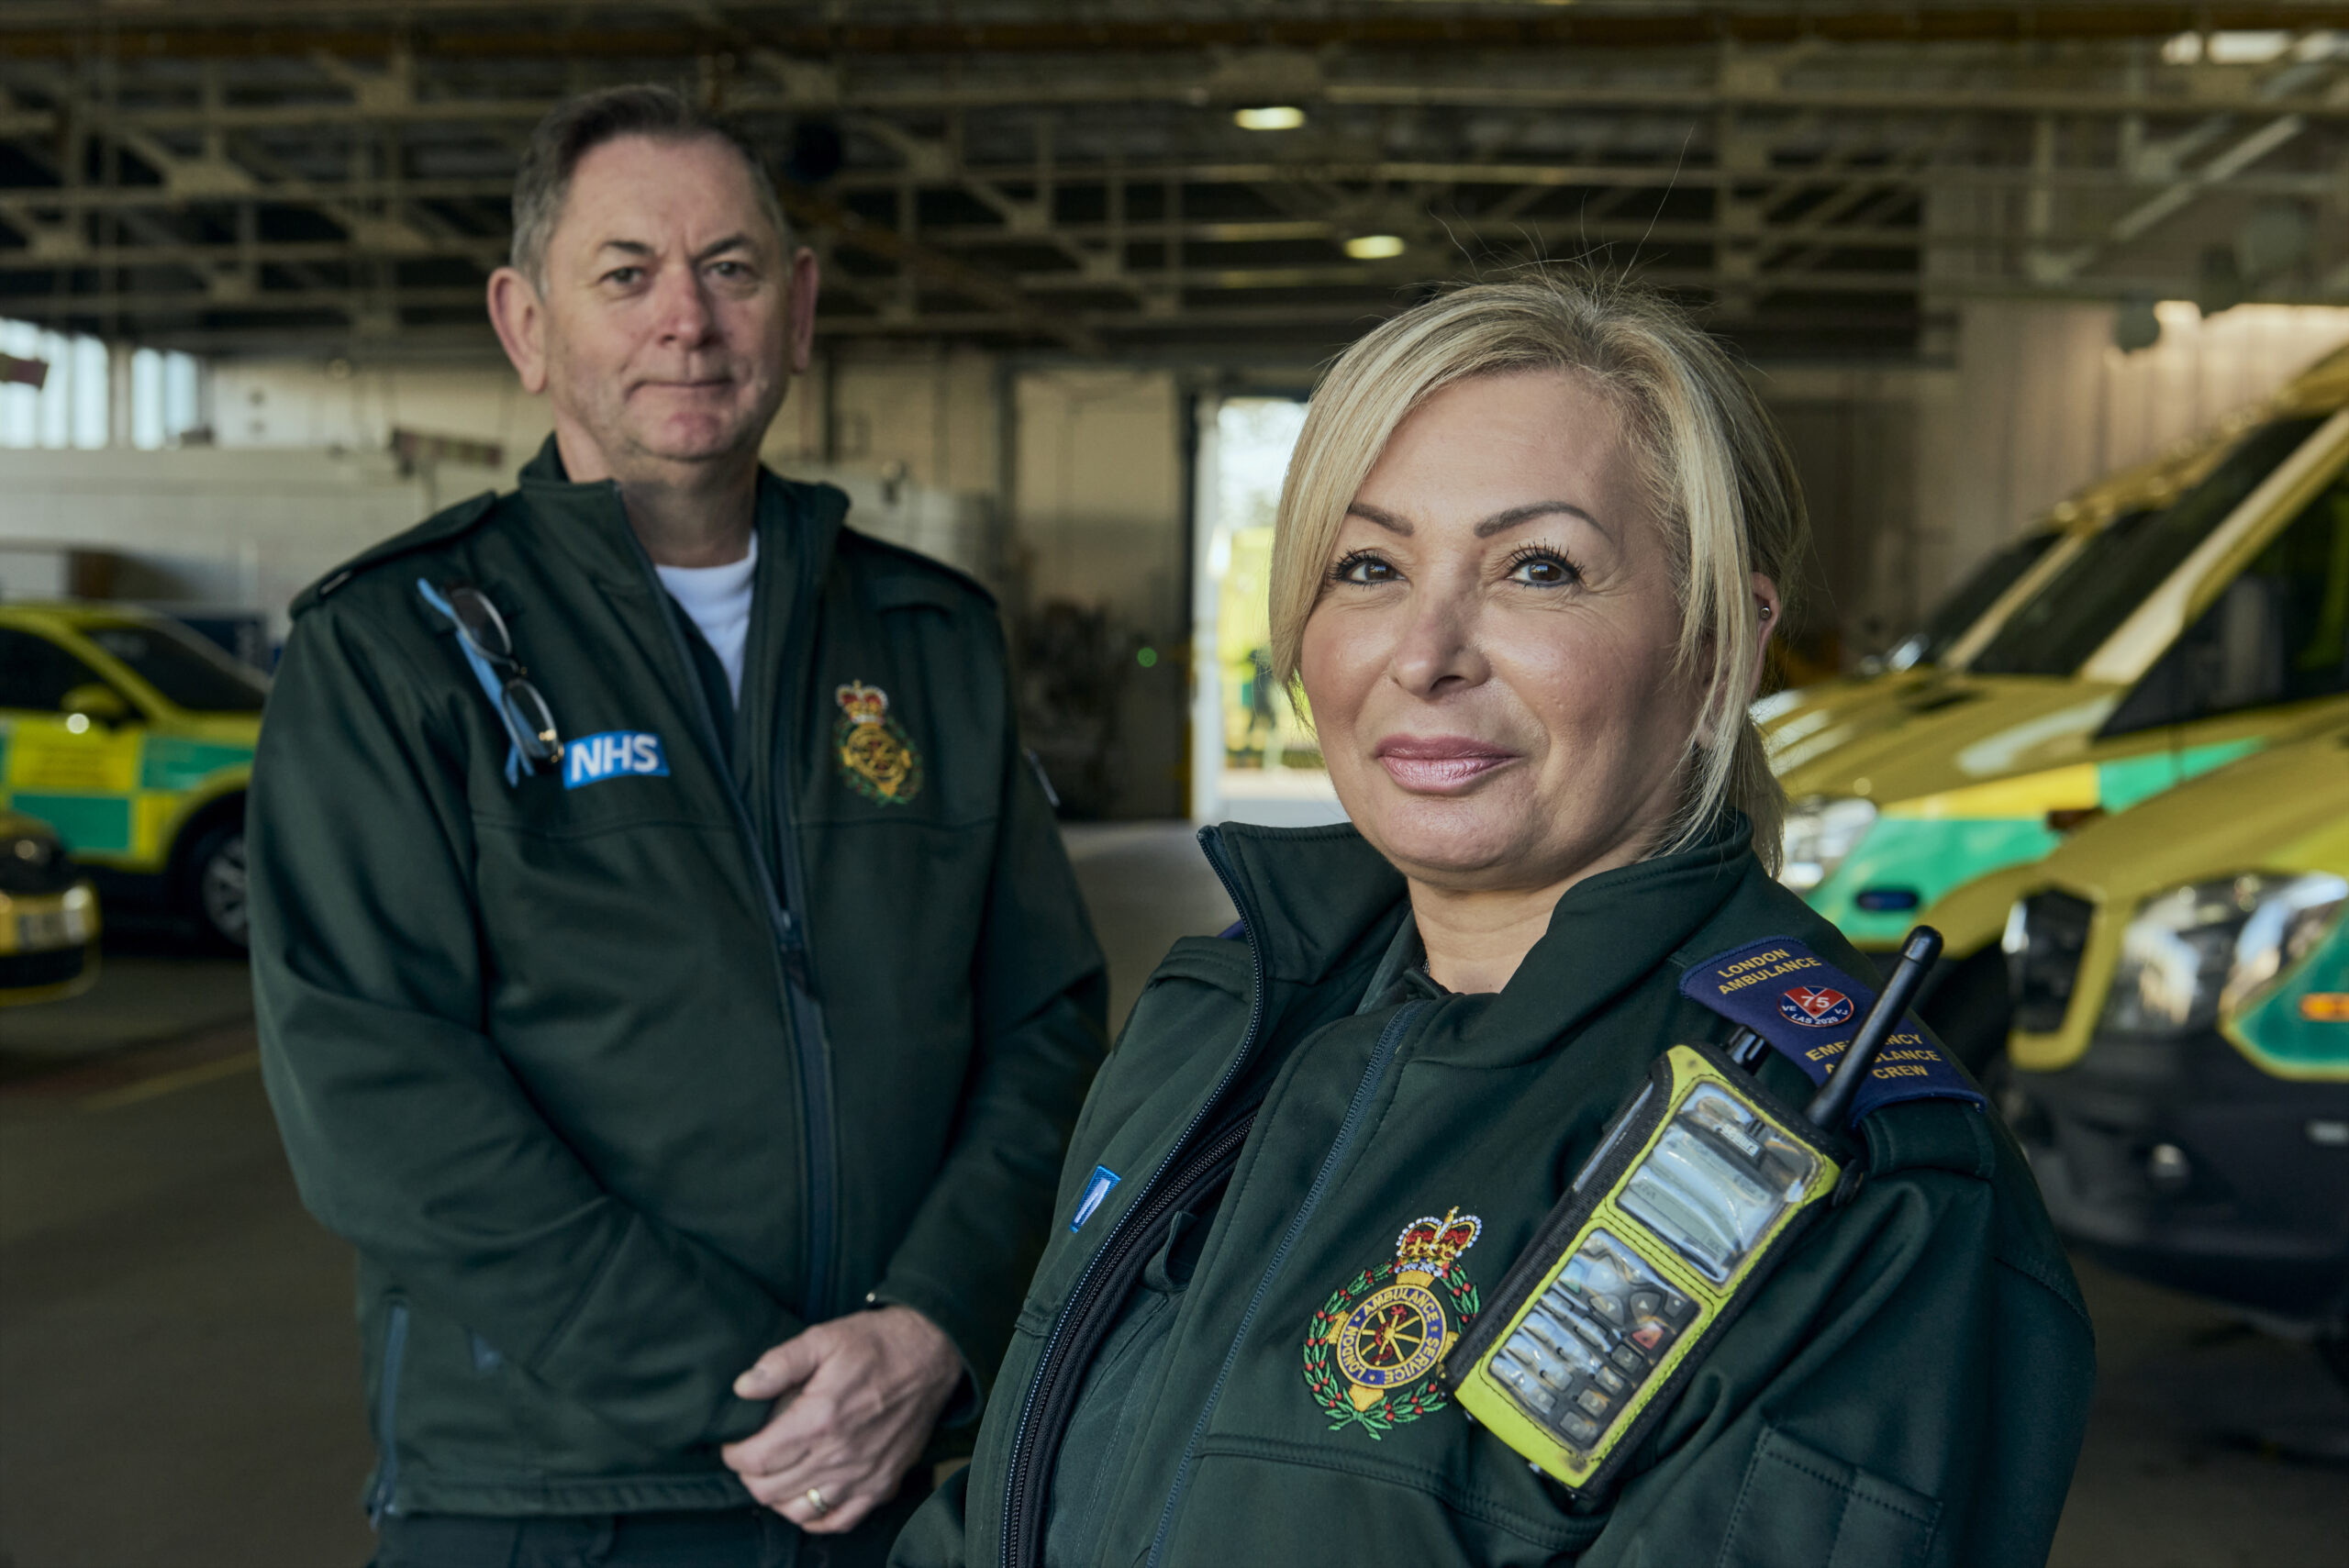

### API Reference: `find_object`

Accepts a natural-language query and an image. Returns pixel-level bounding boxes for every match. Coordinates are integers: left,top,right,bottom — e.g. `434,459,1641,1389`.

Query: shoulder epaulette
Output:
291,490,501,617
839,524,999,612
1677,937,1986,1120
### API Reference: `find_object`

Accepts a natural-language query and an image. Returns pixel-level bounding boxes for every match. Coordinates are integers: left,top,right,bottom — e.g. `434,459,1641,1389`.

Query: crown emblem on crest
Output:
835,681,890,726
831,680,923,806
1395,1208,1483,1284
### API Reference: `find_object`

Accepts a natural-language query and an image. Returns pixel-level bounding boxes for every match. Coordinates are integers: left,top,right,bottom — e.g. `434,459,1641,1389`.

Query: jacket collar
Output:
511,434,850,593
1203,814,1762,1063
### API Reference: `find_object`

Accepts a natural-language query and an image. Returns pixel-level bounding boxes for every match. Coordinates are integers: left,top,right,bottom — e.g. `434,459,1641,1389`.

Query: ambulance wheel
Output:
181,820,250,951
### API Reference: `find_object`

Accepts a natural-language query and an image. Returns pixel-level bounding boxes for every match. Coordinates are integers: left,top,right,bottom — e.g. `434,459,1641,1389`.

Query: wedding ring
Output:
805,1485,830,1518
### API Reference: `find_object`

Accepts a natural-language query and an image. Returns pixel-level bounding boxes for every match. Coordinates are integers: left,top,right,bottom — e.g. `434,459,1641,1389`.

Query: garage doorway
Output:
1189,395,1346,826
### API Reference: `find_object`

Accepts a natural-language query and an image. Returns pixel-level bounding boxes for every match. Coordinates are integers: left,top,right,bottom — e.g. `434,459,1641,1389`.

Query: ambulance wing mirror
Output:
60,683,130,728
1803,925,1943,1131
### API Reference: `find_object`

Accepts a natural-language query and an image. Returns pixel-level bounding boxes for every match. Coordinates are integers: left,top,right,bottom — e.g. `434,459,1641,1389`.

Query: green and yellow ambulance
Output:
1985,723,2347,1376
1757,425,2231,782
0,603,265,948
1780,348,2349,1063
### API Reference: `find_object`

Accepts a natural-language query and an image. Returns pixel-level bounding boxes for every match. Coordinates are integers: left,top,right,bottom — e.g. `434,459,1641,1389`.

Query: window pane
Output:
38,329,72,448
81,619,269,713
0,628,105,711
72,337,108,449
1972,417,2327,677
2104,473,2349,733
163,350,201,440
131,346,163,450
1902,527,2063,667
0,317,37,450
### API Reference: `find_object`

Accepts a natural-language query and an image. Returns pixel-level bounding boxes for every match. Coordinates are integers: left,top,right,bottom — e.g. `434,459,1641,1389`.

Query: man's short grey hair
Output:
509,83,792,289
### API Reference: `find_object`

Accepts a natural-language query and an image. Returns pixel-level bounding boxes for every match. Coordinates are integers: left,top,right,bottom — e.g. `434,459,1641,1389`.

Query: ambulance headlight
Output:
1778,797,1876,893
2103,873,2347,1037
0,826,75,896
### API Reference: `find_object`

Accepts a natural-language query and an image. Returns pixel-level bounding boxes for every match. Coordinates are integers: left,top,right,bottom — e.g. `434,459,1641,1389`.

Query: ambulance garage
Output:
1,6,2344,1566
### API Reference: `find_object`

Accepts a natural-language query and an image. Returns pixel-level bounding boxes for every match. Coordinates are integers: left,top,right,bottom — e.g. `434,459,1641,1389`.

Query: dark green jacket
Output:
250,440,1107,1518
895,822,2092,1568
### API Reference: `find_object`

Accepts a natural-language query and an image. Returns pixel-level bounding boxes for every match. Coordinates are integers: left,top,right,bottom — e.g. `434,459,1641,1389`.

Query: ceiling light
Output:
1233,106,1306,131
1344,234,1406,260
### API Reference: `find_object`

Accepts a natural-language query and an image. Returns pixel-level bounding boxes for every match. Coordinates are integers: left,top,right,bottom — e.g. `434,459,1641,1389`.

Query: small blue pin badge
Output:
1072,1166,1120,1232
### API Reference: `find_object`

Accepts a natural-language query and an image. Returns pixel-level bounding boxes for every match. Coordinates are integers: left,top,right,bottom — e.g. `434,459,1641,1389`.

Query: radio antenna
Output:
1805,925,1943,1130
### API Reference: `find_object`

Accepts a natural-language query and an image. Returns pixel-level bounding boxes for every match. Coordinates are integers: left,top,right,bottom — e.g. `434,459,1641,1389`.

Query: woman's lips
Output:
1372,735,1519,793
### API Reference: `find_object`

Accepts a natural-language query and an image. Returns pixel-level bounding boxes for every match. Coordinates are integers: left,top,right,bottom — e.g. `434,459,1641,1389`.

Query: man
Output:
251,84,1107,1567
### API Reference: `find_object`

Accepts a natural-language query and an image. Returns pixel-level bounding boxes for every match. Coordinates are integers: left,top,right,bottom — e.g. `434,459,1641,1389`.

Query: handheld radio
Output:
1437,926,1945,1499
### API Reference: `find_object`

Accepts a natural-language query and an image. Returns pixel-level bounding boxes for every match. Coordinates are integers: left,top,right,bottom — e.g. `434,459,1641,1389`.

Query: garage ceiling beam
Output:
7,3,2349,55
16,81,2349,129
7,6,2347,357
6,158,2342,214
12,214,2213,278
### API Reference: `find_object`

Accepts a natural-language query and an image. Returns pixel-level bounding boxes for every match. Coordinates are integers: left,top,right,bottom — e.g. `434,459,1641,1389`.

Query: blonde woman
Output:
895,276,2092,1568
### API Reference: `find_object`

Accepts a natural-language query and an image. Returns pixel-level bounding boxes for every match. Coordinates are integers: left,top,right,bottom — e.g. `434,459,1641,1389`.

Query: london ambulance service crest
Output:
833,681,923,806
1302,1207,1481,1439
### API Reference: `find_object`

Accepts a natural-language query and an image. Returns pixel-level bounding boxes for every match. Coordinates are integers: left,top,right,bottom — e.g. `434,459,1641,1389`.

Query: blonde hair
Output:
1269,272,1807,869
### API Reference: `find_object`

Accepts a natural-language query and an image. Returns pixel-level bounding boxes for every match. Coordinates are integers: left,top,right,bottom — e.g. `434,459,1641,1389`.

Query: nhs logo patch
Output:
563,731,670,790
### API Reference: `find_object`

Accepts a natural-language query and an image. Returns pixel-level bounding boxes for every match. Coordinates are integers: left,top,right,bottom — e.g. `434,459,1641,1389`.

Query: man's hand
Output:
721,1306,963,1534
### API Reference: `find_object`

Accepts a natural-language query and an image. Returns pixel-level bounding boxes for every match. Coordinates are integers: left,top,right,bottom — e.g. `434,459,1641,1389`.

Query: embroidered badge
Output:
833,681,923,806
1303,1208,1482,1439
562,731,668,791
1778,984,1854,1029
1678,938,1987,1123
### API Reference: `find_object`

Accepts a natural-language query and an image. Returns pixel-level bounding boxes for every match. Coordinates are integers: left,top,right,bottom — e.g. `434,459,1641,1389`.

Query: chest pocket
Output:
1718,1425,1942,1568
815,570,994,828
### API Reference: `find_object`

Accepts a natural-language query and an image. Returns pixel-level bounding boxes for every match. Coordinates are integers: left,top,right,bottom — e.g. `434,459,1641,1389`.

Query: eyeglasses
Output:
438,584,564,771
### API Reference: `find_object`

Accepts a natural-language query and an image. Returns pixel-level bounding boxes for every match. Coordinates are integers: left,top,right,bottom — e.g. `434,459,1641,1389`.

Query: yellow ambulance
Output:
1988,722,2346,1374
0,603,264,948
1783,348,2349,1066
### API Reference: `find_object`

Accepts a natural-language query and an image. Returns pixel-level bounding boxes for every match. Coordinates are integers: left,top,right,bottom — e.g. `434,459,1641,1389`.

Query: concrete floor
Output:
2,822,2344,1567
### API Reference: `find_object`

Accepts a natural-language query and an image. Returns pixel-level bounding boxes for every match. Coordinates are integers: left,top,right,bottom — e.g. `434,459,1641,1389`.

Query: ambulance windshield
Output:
84,620,270,713
1967,415,2327,678
1884,527,2062,671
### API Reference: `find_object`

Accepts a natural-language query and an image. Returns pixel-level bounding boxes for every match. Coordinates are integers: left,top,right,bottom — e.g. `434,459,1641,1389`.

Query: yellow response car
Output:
1781,348,2349,1065
0,807,99,1005
0,603,265,948
1989,724,2347,1373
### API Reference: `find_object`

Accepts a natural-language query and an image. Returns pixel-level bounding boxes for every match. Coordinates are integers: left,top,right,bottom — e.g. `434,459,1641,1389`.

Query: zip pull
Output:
776,906,815,991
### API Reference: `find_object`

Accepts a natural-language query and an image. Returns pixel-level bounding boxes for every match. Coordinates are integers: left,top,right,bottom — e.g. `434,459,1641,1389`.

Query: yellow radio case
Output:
1439,1042,1844,1498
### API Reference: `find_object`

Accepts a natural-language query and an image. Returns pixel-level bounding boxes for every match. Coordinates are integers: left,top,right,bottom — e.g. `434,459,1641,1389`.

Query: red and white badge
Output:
1778,985,1855,1028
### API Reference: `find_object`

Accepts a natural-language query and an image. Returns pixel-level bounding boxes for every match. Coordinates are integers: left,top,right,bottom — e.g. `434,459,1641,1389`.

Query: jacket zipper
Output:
763,539,836,1318
1001,1112,1255,1568
625,495,837,1319
366,1300,410,1526
1145,996,1427,1567
997,827,1269,1568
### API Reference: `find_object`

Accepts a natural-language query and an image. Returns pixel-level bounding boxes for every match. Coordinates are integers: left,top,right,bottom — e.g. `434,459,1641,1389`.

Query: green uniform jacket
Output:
895,821,2092,1568
250,440,1108,1519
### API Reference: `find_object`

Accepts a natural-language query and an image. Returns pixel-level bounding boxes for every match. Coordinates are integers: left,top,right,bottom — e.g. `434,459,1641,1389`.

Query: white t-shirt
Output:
655,533,758,702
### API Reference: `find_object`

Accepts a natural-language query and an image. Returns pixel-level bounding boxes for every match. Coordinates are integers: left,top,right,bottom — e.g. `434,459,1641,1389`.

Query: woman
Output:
892,276,2093,1568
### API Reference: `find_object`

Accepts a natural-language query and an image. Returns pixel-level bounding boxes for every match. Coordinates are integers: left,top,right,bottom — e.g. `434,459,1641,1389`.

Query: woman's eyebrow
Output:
1345,502,1413,534
1474,501,1604,538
